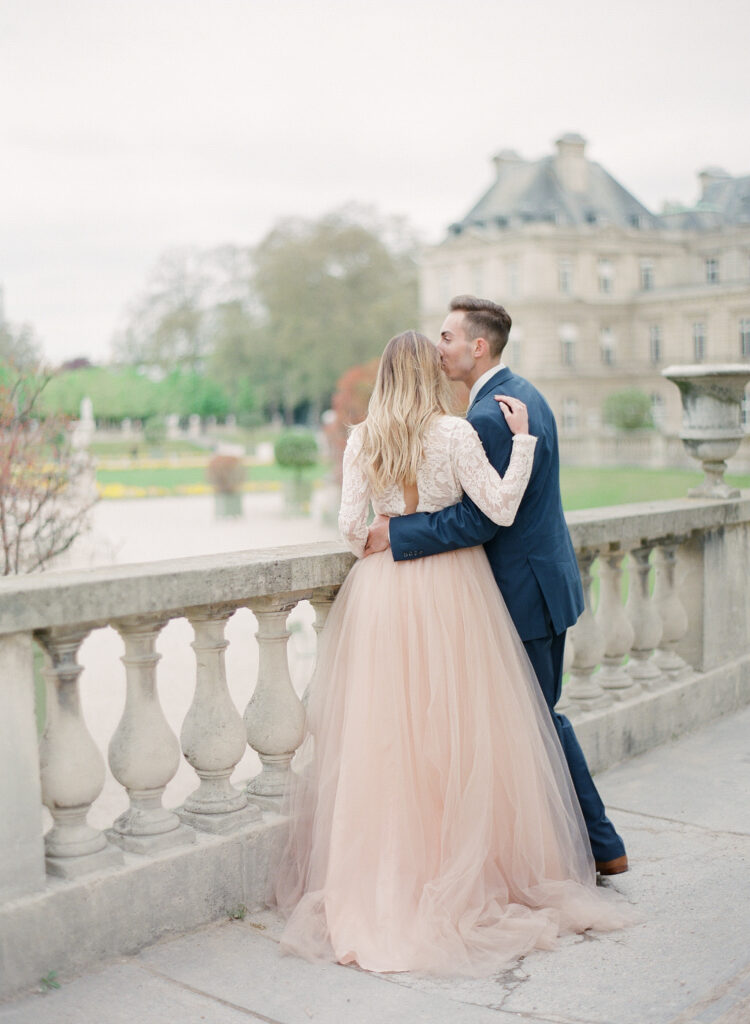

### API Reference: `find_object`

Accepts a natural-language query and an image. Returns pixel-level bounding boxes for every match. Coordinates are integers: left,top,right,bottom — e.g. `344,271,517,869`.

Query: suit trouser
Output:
522,623,626,863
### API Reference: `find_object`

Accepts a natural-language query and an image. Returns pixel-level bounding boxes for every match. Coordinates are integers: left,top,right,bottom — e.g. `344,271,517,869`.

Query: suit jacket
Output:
389,367,583,641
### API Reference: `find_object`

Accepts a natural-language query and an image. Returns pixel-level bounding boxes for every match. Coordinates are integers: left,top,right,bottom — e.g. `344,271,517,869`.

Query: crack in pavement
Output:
135,960,288,1024
606,805,750,839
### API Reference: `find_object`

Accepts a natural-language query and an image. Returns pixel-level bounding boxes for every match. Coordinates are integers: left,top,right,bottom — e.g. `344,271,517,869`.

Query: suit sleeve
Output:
389,412,514,562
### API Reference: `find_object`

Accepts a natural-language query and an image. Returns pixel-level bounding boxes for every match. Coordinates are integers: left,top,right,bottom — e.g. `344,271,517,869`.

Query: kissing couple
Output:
274,295,634,976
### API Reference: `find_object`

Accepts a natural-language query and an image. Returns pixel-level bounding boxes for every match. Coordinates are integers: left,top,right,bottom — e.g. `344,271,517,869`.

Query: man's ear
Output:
473,336,490,358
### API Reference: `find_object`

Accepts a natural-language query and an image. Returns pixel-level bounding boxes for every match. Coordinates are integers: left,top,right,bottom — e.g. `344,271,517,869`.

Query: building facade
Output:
419,134,750,440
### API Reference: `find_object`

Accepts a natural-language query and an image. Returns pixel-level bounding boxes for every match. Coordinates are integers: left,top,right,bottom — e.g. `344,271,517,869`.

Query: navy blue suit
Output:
389,367,625,862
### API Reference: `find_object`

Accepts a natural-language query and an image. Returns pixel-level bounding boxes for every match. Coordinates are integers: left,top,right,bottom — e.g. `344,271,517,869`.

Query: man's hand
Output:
364,514,391,556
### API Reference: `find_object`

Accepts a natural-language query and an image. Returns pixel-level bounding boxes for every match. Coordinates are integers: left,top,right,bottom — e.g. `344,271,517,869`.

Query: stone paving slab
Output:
2,707,749,1024
0,961,255,1024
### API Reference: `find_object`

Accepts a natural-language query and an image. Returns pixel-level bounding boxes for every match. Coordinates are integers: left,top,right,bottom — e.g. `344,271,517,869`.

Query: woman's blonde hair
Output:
357,330,454,494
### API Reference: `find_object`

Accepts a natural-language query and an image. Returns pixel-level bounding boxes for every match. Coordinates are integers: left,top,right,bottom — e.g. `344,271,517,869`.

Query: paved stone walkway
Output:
3,705,749,1024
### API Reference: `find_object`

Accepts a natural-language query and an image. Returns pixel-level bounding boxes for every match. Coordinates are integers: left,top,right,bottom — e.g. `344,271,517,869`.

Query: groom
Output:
365,295,627,874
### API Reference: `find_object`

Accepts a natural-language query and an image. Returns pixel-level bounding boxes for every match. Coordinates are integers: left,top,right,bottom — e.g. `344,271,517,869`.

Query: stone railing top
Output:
0,542,356,637
1,492,748,637
565,492,750,550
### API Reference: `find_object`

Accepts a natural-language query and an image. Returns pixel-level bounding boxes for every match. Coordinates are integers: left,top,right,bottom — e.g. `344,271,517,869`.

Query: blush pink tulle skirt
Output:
274,547,636,975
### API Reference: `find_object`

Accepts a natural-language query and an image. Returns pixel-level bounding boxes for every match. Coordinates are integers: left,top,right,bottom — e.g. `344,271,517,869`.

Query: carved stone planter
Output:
662,364,750,498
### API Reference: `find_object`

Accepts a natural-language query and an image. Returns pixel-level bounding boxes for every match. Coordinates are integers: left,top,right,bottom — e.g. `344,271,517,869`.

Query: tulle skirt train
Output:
274,547,634,975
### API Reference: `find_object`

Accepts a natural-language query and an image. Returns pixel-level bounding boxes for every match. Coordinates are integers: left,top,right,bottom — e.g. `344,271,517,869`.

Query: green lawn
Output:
560,466,750,510
95,459,750,505
91,439,207,457
96,462,327,495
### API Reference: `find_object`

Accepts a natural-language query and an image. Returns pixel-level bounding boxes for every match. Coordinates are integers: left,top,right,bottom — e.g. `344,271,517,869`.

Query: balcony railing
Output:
1,495,749,999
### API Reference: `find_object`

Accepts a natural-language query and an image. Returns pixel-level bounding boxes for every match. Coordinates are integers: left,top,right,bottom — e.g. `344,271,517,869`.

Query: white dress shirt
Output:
469,363,506,407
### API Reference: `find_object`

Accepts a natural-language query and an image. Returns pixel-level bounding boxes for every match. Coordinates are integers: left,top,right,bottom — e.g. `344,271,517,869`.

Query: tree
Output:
114,209,419,423
324,359,380,483
207,300,265,418
0,320,42,373
603,389,654,431
250,206,419,420
113,246,253,374
0,371,95,574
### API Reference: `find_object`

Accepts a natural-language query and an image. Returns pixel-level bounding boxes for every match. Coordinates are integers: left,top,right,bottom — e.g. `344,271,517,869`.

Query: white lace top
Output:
338,415,537,558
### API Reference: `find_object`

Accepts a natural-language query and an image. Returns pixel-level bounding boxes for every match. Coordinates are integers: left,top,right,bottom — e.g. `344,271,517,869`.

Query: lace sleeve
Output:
338,429,370,558
451,419,537,526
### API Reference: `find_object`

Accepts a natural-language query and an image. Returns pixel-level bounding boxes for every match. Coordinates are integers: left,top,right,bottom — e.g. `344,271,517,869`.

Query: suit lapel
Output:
467,367,513,416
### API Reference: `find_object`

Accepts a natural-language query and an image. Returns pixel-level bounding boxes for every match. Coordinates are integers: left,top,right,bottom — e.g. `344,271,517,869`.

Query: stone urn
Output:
662,364,750,498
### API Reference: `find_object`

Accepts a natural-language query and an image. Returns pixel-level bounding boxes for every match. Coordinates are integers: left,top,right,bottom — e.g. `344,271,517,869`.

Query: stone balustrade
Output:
1,499,749,999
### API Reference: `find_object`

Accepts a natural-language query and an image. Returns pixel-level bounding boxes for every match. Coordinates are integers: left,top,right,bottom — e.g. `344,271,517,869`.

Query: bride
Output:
274,330,632,976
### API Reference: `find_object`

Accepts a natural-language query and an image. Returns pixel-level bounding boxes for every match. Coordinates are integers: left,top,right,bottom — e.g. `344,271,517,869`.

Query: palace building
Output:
419,134,750,442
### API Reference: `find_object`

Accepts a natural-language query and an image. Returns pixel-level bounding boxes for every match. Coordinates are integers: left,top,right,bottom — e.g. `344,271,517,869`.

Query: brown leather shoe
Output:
595,854,629,875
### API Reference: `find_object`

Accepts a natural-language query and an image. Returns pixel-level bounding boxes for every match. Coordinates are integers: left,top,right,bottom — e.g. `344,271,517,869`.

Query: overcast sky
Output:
1,0,748,364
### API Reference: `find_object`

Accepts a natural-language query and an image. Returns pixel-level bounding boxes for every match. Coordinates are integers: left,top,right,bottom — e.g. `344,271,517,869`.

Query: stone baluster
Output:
244,596,306,807
566,549,611,711
596,548,641,700
37,627,123,877
653,537,693,680
108,617,193,852
625,544,665,688
310,586,339,638
303,586,340,706
179,606,260,832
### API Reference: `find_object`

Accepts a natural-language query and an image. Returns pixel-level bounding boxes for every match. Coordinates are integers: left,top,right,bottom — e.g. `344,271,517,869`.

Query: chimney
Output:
698,166,731,199
492,149,522,178
555,133,588,193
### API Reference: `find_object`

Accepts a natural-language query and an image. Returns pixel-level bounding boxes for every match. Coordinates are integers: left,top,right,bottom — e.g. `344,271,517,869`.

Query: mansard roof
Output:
658,171,750,230
450,135,659,235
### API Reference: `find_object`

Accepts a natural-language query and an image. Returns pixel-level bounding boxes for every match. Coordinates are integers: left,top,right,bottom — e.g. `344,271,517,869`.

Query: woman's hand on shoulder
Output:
494,394,529,435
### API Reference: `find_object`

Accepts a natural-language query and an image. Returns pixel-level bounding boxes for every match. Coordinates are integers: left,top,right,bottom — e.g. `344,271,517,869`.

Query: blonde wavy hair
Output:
357,330,454,494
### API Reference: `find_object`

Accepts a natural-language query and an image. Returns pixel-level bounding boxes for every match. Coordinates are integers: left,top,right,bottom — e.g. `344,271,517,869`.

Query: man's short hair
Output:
449,295,512,359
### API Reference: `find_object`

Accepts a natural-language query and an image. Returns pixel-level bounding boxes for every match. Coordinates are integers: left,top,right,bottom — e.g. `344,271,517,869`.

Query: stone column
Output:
179,606,260,832
566,549,611,711
37,627,122,878
625,545,665,688
653,538,693,680
108,618,193,853
302,586,339,706
0,632,46,899
244,596,306,808
596,548,641,700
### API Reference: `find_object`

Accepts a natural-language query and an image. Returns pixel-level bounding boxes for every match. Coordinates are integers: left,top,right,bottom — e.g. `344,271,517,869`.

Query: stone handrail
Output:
0,542,355,636
1,495,749,999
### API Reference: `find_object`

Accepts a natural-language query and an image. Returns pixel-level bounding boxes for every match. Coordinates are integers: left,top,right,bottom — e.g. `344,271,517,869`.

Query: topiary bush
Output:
602,389,653,431
274,431,319,479
206,454,246,494
274,431,319,516
143,415,167,447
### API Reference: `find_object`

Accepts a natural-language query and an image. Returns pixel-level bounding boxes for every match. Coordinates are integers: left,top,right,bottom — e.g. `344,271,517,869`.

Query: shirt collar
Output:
468,363,506,406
